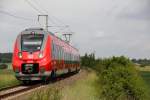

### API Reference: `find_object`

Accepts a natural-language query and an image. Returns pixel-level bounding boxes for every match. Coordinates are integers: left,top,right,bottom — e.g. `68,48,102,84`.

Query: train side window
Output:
60,47,62,60
64,52,65,60
58,46,61,60
52,41,55,59
65,53,66,61
57,46,59,60
55,45,57,59
62,47,64,59
67,53,68,61
59,46,61,60
57,45,59,60
54,44,56,59
66,53,67,61
70,54,72,61
65,52,66,61
74,55,76,61
61,47,63,60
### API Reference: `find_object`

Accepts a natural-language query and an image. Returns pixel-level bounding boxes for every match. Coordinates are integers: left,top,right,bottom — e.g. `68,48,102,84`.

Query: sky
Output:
0,0,150,58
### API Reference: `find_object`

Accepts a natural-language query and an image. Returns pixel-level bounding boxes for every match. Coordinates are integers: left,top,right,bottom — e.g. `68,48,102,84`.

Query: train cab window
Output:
21,34,44,52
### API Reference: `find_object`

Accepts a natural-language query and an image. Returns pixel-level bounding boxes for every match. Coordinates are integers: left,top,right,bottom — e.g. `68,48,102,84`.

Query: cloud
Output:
0,0,150,58
117,0,150,20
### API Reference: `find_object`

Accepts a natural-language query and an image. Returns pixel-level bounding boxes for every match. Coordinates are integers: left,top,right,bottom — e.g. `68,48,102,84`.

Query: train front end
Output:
12,29,52,82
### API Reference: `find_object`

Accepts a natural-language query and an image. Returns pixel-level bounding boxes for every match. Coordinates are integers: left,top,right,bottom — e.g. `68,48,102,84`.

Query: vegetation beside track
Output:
28,56,150,100
140,71,150,88
95,57,149,100
81,55,150,100
135,65,150,88
1,53,150,100
29,87,61,100
28,70,98,100
61,70,99,100
0,69,21,90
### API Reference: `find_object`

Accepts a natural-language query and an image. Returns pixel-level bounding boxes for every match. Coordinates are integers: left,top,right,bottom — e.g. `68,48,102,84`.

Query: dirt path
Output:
9,69,88,100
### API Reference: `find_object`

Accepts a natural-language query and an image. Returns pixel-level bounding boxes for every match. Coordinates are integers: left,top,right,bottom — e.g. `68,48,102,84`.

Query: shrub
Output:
140,64,146,67
94,56,149,100
0,64,8,69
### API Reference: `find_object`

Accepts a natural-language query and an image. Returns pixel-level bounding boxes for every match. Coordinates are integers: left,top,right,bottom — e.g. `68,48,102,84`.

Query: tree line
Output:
131,58,150,67
0,53,12,63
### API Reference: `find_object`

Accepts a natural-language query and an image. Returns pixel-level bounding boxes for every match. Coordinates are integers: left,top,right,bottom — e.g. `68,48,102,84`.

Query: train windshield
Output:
21,34,44,52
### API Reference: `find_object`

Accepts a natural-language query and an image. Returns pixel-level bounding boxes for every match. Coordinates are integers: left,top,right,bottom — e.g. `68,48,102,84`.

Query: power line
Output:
0,10,33,21
24,0,43,14
32,0,48,14
30,0,58,24
30,0,70,27
25,0,59,26
25,0,73,34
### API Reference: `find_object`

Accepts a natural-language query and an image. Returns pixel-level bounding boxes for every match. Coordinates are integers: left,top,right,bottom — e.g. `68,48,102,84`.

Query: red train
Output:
12,28,80,83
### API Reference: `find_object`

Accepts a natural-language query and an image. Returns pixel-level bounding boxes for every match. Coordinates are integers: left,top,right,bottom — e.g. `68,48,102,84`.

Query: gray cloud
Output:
0,0,150,58
117,0,150,20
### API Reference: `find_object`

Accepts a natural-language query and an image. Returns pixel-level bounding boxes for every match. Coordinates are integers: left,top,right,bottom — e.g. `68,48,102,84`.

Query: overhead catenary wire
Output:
24,0,43,14
29,0,70,27
25,0,59,26
25,0,74,40
0,10,34,21
31,0,63,25
31,0,49,14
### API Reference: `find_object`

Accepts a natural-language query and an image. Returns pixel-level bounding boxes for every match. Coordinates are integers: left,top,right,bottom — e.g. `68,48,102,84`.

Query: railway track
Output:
0,85,22,92
0,83,42,100
0,71,78,100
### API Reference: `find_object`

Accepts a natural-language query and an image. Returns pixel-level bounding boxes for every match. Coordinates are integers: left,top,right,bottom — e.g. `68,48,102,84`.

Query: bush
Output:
0,64,8,69
94,56,149,100
80,53,96,68
140,64,146,67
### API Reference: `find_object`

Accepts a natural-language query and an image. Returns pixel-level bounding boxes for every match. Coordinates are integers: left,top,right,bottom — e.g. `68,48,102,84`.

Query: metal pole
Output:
46,15,48,31
38,15,49,31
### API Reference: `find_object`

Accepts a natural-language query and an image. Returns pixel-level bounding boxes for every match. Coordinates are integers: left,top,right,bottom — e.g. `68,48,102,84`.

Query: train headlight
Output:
39,52,43,58
15,68,19,73
18,52,22,58
40,67,45,73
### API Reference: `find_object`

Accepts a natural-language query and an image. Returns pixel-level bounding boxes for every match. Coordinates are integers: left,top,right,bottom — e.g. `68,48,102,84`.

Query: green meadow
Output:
0,64,21,90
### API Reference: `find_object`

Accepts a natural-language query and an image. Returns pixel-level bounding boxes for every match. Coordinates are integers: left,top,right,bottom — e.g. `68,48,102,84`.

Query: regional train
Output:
12,28,80,83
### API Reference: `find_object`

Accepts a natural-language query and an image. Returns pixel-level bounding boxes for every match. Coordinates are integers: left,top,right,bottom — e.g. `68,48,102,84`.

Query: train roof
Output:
22,28,79,51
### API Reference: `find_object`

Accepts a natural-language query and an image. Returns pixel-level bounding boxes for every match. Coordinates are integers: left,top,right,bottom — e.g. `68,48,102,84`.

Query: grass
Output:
0,69,21,90
139,71,150,100
29,70,99,100
135,65,150,87
29,87,61,100
61,71,99,100
140,71,150,87
135,65,150,88
135,65,150,71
